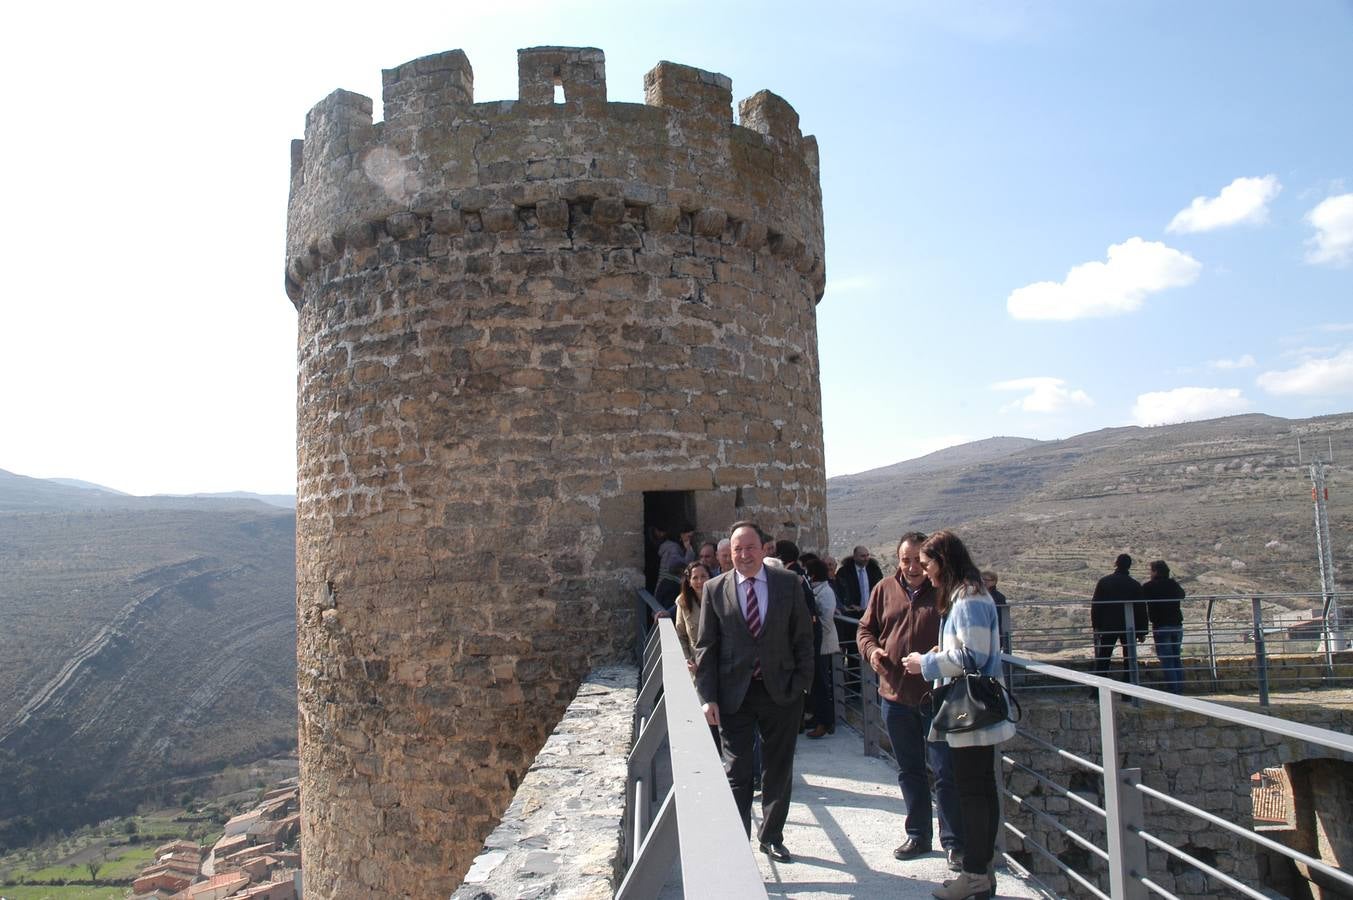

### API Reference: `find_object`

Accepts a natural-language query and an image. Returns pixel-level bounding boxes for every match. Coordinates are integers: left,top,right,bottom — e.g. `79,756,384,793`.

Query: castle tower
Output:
285,47,826,896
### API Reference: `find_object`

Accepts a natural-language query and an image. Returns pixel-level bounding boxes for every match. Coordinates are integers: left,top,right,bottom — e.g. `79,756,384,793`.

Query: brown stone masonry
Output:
285,46,827,897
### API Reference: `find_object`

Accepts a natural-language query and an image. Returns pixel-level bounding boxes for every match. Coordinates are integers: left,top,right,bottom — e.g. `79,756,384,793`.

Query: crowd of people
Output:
653,519,1189,900
655,521,1012,900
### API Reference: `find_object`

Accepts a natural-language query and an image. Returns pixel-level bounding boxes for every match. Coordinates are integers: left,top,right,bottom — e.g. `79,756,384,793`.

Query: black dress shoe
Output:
759,840,793,862
893,836,932,859
946,847,963,871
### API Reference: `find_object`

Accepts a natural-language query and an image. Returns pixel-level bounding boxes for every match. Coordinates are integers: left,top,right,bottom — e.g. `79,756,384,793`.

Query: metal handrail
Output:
830,612,1353,898
618,597,767,899
836,590,1352,709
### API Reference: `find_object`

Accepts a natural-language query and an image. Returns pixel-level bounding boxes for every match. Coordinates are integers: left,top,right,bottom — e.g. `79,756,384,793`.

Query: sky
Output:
1,1,1350,495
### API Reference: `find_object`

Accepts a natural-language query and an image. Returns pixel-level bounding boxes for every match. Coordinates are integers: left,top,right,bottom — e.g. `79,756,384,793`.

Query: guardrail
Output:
831,612,1353,899
617,590,768,899
913,592,1351,704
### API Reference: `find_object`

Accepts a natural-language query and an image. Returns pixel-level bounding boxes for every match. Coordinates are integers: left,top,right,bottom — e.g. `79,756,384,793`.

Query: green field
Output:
0,810,199,897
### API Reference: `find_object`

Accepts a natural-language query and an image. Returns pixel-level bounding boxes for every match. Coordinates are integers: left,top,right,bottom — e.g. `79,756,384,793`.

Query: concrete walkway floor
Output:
744,727,1041,899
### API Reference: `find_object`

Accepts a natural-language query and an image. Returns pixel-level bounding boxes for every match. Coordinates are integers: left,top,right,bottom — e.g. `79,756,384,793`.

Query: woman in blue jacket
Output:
904,530,1013,900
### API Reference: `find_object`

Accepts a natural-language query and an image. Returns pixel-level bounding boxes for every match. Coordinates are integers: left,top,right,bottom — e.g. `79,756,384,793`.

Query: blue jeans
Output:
1153,626,1184,693
882,698,961,849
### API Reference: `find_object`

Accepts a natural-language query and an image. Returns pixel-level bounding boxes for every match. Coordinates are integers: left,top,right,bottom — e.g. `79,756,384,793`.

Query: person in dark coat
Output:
1090,554,1148,684
1142,560,1186,693
835,545,883,614
833,545,883,669
982,570,1010,654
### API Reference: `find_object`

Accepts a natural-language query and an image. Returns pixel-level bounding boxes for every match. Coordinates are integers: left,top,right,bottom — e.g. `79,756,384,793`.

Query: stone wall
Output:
285,46,826,898
452,665,636,900
1005,696,1353,898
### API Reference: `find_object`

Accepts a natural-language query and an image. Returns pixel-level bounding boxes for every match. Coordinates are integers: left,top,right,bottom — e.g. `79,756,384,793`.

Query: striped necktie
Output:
745,578,762,678
745,578,763,637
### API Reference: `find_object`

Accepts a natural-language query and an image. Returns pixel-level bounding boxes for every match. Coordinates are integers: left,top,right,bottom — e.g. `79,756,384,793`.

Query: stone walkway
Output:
664,726,1043,899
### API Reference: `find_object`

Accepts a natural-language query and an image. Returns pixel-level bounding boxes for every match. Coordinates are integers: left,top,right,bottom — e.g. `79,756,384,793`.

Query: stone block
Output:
592,196,625,224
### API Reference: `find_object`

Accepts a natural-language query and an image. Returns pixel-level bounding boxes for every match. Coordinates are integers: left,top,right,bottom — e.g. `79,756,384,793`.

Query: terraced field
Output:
827,412,1353,645
0,472,296,847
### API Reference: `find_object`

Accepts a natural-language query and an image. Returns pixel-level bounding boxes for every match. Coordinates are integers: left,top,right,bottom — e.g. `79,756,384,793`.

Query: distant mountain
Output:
45,478,130,495
0,470,296,848
828,412,1353,604
0,470,290,514
170,491,296,510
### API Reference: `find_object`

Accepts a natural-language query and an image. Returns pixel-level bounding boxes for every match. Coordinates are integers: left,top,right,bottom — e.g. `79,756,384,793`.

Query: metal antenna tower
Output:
1303,437,1345,655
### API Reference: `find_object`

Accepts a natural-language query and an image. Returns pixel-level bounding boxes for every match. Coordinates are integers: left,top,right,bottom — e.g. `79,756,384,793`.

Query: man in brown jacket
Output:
856,531,963,870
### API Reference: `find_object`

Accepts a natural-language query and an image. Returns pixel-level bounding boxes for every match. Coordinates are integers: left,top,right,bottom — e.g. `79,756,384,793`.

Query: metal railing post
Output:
1251,597,1270,706
635,591,649,664
1206,597,1218,686
862,653,881,758
1123,601,1141,692
833,651,846,733
1099,687,1147,899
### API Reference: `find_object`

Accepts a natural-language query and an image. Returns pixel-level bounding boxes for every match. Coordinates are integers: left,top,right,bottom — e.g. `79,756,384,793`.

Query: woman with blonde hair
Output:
904,530,1013,900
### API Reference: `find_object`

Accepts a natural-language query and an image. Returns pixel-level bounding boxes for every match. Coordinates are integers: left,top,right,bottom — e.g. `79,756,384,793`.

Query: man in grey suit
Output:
696,521,815,862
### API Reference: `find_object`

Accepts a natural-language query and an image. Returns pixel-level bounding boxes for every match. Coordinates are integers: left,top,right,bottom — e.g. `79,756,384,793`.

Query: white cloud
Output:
1209,354,1256,370
1006,237,1201,320
1166,175,1281,234
992,377,1093,413
1304,193,1353,266
1257,347,1353,396
1132,387,1250,425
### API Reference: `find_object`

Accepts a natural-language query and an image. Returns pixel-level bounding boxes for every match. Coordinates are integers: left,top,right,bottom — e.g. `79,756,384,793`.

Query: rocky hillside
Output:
0,471,296,848
828,413,1353,628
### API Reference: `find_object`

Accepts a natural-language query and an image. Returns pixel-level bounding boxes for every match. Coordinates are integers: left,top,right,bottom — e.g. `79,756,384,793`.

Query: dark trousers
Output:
1153,625,1184,693
1092,628,1136,681
882,698,961,849
952,744,998,876
721,679,803,843
810,653,836,729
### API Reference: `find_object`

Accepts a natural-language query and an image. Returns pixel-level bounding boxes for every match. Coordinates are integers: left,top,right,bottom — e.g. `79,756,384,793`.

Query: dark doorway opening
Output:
643,490,697,595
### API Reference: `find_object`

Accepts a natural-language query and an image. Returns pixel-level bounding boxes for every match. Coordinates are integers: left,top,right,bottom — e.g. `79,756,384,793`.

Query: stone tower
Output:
284,46,826,896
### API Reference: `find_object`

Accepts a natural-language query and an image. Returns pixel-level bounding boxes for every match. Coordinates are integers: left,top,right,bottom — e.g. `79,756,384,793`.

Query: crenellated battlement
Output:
286,46,823,307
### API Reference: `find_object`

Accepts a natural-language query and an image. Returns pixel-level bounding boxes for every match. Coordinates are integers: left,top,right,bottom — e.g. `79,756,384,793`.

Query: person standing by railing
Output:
981,570,1010,655
857,532,963,871
1142,560,1186,693
801,554,840,738
904,530,1015,900
1091,553,1148,687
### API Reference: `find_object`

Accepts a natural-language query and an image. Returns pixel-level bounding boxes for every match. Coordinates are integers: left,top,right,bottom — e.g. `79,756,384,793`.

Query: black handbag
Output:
927,648,1021,735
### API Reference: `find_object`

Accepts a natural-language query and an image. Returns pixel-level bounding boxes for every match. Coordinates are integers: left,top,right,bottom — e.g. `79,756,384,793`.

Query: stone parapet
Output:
452,665,636,899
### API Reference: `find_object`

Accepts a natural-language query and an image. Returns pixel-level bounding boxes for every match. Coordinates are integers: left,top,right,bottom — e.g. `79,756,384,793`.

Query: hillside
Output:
0,471,296,848
827,413,1353,605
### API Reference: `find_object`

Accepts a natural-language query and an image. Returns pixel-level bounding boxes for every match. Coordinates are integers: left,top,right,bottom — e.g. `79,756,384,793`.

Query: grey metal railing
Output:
831,614,1353,899
618,592,767,899
876,593,1353,705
